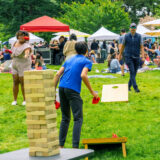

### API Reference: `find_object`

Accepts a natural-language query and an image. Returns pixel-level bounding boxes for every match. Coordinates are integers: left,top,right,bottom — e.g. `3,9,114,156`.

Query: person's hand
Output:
91,91,98,98
142,57,145,61
24,54,29,59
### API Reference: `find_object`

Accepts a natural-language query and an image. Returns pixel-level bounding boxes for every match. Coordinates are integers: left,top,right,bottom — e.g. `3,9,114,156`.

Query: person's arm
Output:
24,48,31,58
140,45,145,61
53,67,64,89
81,67,98,98
119,44,125,61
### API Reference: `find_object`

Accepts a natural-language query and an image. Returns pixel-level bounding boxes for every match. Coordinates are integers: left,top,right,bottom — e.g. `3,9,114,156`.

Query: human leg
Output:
59,87,71,147
12,74,19,104
65,89,83,148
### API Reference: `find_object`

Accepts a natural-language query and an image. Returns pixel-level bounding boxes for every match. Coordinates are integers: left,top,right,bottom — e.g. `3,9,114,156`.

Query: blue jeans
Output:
59,87,83,148
125,57,140,89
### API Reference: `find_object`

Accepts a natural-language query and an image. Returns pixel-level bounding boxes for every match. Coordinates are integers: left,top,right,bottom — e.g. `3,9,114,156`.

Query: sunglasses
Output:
130,26,136,29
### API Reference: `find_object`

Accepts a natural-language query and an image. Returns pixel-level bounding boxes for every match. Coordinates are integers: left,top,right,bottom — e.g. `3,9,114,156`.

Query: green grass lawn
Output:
0,63,160,160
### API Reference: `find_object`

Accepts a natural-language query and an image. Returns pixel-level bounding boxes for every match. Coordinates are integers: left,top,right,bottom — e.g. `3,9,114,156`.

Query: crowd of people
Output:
0,22,160,149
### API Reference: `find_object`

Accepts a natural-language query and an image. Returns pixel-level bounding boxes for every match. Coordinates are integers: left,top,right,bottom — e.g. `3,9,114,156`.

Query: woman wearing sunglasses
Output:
11,30,32,106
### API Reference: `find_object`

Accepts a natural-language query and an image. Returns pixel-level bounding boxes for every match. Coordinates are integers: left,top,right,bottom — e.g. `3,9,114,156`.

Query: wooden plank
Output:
24,84,44,89
46,113,57,120
27,111,45,116
26,120,46,125
82,137,127,144
29,138,47,143
122,142,127,157
101,84,128,102
24,75,43,80
28,129,48,134
25,93,45,98
26,102,45,107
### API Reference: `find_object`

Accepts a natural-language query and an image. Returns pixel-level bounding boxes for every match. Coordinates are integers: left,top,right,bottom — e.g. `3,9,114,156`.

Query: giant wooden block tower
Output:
24,70,60,157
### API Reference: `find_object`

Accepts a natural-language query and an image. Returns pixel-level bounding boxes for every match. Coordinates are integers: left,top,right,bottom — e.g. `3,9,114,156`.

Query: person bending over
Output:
54,41,98,148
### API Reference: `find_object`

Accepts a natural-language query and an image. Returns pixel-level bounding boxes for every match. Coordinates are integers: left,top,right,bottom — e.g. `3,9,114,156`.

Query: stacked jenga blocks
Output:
24,70,60,157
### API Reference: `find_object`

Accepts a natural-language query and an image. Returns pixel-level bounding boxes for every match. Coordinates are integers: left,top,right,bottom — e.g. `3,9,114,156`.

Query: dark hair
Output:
75,41,88,55
121,29,126,33
36,51,42,56
16,30,29,39
36,54,41,59
69,34,77,41
108,53,116,67
102,41,106,49
59,36,65,40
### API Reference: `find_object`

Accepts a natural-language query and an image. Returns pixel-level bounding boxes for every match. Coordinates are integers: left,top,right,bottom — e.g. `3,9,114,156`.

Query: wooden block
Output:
28,129,48,134
25,84,44,89
26,93,45,98
24,75,43,80
41,124,47,129
34,125,41,129
29,151,36,156
47,123,57,129
26,102,45,107
101,84,128,102
28,133,34,139
27,111,45,116
48,148,60,156
39,115,45,120
26,120,46,125
29,138,47,143
34,133,41,139
30,147,49,152
46,113,57,120
36,151,43,156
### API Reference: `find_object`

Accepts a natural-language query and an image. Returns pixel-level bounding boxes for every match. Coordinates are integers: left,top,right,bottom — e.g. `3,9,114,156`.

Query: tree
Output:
0,0,60,41
59,0,131,34
121,0,160,23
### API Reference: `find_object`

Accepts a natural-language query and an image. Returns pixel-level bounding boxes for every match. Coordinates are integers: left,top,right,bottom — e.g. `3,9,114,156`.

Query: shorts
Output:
12,59,31,77
120,59,124,65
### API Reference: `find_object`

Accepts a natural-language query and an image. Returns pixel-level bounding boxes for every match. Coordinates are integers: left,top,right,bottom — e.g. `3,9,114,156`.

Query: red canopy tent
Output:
20,16,70,32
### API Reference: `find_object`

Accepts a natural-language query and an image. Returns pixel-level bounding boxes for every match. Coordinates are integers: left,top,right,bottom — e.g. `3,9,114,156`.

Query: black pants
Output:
59,87,83,148
125,57,140,89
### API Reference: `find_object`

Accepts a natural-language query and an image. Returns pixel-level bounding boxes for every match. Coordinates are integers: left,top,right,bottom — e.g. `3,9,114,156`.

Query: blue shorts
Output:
120,59,124,65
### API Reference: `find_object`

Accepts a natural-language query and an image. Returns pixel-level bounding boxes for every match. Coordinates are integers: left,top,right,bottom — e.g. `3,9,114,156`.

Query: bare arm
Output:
140,45,145,61
81,67,98,98
24,48,31,58
119,44,125,61
53,67,64,89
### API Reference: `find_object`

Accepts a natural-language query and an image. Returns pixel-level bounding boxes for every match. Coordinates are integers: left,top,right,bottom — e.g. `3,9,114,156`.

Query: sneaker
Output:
135,88,140,93
11,101,17,105
22,101,26,106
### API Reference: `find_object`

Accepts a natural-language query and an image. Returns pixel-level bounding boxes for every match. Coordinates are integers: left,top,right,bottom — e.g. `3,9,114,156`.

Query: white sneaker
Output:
22,101,26,106
12,101,17,105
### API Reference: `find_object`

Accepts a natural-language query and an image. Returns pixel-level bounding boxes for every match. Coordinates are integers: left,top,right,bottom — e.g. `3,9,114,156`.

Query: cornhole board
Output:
0,148,94,160
101,84,128,102
82,137,127,160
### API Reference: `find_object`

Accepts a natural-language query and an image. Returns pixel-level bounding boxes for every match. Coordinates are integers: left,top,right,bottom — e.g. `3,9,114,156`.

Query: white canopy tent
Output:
88,27,120,41
53,29,90,38
51,35,86,42
143,19,160,27
145,29,160,36
52,29,90,42
9,33,44,44
136,24,152,37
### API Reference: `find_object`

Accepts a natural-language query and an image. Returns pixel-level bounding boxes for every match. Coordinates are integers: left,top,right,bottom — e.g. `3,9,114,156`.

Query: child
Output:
108,53,121,73
35,54,42,70
54,41,98,148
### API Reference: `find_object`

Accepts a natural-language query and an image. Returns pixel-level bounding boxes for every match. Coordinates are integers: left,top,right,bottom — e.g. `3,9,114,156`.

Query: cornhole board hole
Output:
101,84,128,102
82,137,127,160
0,148,94,160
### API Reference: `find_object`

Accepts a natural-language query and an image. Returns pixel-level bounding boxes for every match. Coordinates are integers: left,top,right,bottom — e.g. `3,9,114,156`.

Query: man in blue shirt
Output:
54,41,98,148
119,23,145,92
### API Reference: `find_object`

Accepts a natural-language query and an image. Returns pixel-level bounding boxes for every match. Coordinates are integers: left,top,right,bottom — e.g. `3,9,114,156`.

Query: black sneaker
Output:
135,88,140,92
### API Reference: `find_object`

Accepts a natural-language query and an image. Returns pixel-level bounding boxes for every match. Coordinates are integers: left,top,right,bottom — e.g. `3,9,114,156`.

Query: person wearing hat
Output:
119,23,145,92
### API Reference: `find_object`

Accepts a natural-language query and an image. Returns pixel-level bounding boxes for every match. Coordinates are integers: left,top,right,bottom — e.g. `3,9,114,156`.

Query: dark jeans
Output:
125,57,140,89
59,87,83,148
55,53,64,65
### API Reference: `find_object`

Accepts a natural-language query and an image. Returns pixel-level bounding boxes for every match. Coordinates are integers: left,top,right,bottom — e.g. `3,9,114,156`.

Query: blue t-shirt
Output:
59,55,92,93
3,53,11,61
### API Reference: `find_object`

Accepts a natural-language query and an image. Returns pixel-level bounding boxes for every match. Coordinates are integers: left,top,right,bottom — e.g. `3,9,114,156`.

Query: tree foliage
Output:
121,0,160,23
0,0,60,41
59,0,131,34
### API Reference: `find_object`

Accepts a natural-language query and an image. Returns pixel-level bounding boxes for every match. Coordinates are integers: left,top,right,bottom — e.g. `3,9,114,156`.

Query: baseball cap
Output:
130,23,137,28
